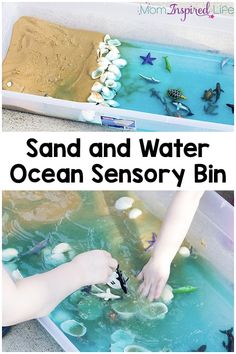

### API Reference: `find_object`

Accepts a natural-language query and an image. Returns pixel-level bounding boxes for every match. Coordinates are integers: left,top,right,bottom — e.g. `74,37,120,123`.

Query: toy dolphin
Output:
172,101,194,116
107,265,129,294
221,57,230,70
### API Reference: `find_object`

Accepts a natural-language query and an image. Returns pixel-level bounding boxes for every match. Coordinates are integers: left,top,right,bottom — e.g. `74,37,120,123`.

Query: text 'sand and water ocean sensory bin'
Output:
2,12,234,131
2,191,233,352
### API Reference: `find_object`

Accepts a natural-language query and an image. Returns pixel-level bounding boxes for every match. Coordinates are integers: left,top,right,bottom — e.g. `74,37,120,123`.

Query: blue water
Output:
117,40,234,126
2,191,234,352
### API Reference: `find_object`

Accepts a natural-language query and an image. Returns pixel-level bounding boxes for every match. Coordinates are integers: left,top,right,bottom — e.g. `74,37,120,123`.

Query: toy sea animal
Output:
204,102,218,115
144,232,157,252
163,98,183,118
192,345,207,352
172,286,198,294
107,265,129,294
220,328,234,352
178,246,191,257
167,89,186,100
226,104,234,113
163,56,171,72
172,102,194,116
93,288,121,301
140,52,157,65
213,82,224,102
20,237,50,257
202,88,214,101
138,74,160,84
221,57,230,70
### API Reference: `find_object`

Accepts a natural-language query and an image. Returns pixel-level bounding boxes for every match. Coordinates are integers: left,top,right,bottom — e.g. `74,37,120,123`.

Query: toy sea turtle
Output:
167,89,186,100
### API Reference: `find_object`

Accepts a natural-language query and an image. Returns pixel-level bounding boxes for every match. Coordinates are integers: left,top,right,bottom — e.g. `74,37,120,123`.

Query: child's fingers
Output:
140,282,151,298
108,257,118,269
137,271,144,281
155,279,166,300
138,282,145,294
148,283,158,302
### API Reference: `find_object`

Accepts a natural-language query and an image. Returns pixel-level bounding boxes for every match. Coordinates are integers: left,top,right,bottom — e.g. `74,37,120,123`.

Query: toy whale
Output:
107,265,129,294
93,288,121,301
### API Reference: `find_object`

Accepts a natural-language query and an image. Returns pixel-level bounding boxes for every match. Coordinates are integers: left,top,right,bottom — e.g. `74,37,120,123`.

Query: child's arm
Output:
137,191,204,301
3,250,117,326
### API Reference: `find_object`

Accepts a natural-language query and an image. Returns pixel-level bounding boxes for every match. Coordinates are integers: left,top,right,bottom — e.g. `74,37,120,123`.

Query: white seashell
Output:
2,248,18,262
115,197,134,210
52,243,72,254
106,51,120,61
91,67,104,80
107,45,120,54
91,81,103,93
106,99,120,108
128,208,142,219
108,64,121,77
160,284,174,305
178,246,191,257
6,81,13,87
112,58,128,68
105,79,118,89
97,57,111,70
100,72,109,84
104,34,111,43
87,92,104,103
101,87,116,100
108,39,121,46
113,81,121,92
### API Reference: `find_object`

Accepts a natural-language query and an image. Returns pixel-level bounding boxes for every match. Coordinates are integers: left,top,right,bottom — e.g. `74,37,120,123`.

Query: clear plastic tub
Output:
2,2,234,131
35,190,233,351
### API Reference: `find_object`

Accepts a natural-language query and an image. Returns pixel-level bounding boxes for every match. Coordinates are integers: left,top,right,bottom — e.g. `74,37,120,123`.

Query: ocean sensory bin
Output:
2,191,233,352
2,16,234,126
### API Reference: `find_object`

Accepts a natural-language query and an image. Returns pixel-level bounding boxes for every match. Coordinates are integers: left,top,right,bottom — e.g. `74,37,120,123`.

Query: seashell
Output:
111,299,139,319
81,110,96,122
100,72,109,84
124,345,149,352
160,284,174,305
50,253,67,265
139,302,168,320
105,79,118,89
2,248,18,262
115,197,134,210
128,208,142,219
106,50,120,61
108,39,121,46
91,81,103,93
52,242,71,254
112,58,128,68
99,102,110,107
106,99,120,108
97,57,111,70
91,67,104,79
87,92,104,103
178,246,190,257
108,64,121,77
60,319,87,337
104,34,111,43
111,329,135,345
6,81,13,87
107,45,120,54
101,87,116,100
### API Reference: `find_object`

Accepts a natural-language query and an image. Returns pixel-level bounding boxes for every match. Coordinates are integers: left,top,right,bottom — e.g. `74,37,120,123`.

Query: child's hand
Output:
137,256,170,302
72,250,118,287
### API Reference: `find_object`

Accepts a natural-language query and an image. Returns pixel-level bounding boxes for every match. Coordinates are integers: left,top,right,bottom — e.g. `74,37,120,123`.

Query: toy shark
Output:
20,236,50,257
139,74,160,84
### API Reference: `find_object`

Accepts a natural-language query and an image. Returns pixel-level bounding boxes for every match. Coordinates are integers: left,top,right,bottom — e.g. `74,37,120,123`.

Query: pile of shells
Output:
87,34,127,108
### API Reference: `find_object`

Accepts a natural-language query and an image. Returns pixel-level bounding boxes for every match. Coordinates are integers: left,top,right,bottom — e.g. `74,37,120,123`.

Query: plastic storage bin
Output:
2,2,234,131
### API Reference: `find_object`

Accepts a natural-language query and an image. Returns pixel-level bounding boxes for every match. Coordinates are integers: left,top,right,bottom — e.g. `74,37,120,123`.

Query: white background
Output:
1,132,234,190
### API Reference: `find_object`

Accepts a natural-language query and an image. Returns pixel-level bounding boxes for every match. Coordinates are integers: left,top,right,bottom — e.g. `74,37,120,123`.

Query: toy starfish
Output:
140,52,157,65
145,232,157,252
